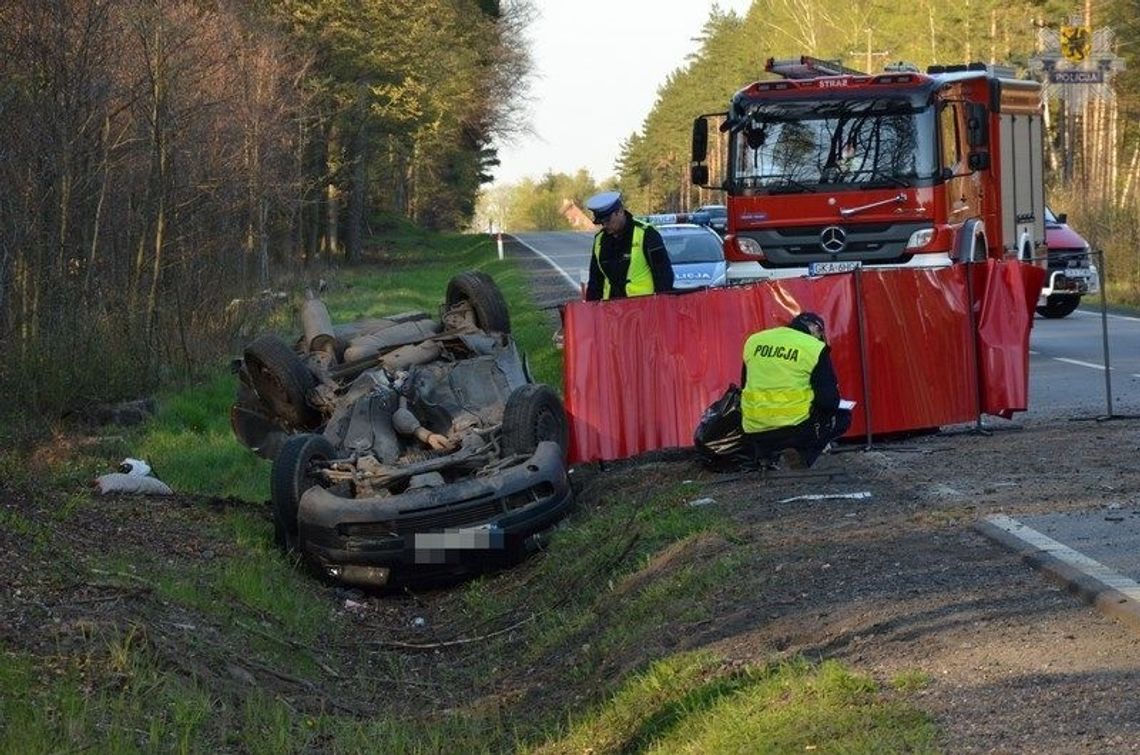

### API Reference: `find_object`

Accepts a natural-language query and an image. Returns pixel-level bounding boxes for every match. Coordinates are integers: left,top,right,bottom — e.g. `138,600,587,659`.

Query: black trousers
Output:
745,409,853,468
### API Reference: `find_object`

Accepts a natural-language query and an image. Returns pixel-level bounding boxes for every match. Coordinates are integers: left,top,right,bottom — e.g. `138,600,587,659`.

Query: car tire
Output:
446,271,511,334
501,384,568,457
243,335,319,430
1036,295,1081,319
270,433,336,553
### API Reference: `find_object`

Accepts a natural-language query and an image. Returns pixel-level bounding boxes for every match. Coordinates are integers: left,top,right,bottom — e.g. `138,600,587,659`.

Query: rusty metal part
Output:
328,564,391,588
301,290,337,357
342,319,442,363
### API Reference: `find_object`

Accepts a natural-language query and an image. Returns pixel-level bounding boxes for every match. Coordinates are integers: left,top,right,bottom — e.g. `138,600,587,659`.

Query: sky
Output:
491,0,755,188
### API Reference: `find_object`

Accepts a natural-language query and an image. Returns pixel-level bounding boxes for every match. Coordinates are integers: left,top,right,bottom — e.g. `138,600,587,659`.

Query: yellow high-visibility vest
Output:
593,219,654,299
741,326,825,433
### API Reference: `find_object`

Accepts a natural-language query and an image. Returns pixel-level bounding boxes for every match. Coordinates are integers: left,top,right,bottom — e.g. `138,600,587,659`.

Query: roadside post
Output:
1080,249,1135,421
1096,248,1114,418
497,231,504,261
852,266,874,450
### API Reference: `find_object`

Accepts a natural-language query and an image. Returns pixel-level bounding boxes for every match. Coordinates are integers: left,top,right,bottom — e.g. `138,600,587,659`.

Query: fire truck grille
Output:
745,221,929,267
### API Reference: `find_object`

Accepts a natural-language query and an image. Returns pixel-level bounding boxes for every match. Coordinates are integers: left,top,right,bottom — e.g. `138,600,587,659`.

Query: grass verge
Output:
0,227,939,752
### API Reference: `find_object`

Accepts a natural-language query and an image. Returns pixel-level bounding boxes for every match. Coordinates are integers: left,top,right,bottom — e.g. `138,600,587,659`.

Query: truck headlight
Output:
736,236,764,256
906,228,935,249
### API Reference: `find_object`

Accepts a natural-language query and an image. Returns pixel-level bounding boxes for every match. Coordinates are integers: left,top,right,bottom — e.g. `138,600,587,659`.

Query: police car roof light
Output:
639,211,712,227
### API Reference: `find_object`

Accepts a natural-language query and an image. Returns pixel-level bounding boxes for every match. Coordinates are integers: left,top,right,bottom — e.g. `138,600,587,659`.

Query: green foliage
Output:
275,0,534,232
891,668,934,692
0,636,338,754
137,372,271,502
532,654,937,754
479,170,610,232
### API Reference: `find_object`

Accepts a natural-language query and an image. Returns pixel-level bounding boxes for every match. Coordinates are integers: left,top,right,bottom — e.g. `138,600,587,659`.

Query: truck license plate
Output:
1062,268,1099,293
809,260,862,276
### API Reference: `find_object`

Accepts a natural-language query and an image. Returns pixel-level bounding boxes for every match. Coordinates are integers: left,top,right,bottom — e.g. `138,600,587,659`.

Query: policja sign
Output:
1050,69,1104,84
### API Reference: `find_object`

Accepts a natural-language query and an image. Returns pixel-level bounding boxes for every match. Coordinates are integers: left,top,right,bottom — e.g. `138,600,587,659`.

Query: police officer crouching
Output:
741,312,852,469
583,191,674,301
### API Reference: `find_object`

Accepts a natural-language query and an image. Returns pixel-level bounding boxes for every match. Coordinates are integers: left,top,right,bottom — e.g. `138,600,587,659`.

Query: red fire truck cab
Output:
690,58,1047,281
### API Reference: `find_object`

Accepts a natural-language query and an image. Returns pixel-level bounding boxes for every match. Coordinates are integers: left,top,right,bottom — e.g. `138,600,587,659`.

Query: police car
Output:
695,204,728,234
641,212,728,291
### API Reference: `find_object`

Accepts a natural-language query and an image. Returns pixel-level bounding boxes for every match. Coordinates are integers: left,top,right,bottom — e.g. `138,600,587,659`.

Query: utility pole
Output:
850,28,890,73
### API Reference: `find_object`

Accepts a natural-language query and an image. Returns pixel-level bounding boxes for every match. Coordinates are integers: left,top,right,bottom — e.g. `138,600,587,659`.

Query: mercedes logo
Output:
819,226,847,254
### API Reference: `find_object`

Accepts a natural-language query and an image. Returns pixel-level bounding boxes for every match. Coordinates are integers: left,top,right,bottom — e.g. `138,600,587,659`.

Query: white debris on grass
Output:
119,457,152,476
94,457,173,495
777,491,872,504
93,473,174,496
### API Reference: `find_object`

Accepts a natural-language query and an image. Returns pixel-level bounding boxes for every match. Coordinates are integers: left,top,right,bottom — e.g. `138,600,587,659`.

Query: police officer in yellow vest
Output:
741,312,851,469
583,191,673,301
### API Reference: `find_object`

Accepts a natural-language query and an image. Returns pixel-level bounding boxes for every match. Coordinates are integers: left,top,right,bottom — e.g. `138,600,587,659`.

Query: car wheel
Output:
446,271,511,334
501,384,568,457
1036,295,1081,319
243,335,319,430
270,433,335,553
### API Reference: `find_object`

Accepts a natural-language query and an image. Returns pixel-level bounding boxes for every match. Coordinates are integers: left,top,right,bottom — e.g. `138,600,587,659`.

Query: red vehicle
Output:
690,57,1047,281
1038,206,1099,318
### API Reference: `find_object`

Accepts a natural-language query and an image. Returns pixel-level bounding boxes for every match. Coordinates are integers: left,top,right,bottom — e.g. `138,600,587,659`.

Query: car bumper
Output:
296,441,573,587
1039,266,1100,299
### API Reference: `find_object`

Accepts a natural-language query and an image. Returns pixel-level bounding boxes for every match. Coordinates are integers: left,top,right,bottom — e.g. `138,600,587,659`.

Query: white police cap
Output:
585,191,623,223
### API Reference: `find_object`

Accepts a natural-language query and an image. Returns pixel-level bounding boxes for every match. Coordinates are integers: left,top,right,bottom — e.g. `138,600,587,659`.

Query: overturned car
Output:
230,271,573,588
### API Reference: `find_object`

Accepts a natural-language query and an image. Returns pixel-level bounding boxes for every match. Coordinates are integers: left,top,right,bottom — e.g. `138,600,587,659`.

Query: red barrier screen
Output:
561,262,1044,464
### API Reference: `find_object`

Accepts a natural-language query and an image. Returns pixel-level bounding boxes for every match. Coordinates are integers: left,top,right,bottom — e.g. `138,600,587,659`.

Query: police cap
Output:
585,191,623,224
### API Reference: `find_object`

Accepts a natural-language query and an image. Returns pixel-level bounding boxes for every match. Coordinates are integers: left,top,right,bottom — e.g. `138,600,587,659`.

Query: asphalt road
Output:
511,230,1140,421
512,231,594,292
1027,307,1140,419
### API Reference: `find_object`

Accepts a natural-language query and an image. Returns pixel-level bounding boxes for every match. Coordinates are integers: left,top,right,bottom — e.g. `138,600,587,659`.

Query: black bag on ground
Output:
693,384,749,469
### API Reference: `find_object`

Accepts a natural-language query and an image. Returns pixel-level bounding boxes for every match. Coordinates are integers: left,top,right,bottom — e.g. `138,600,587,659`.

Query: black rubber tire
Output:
270,433,335,552
501,384,568,457
446,271,511,334
243,335,319,430
1036,295,1081,319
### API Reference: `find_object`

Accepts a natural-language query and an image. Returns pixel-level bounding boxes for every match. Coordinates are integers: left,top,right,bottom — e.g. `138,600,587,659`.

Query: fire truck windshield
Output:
729,97,937,193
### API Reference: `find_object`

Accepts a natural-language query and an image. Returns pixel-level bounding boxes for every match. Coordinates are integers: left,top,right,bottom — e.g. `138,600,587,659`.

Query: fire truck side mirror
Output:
691,165,710,186
691,118,709,162
966,104,989,147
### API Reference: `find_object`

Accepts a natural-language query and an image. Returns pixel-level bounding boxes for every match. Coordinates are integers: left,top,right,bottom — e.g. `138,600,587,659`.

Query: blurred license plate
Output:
1062,268,1098,293
809,261,862,275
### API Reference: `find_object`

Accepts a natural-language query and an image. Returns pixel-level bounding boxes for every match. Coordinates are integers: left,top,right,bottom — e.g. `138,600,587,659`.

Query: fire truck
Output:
689,57,1054,282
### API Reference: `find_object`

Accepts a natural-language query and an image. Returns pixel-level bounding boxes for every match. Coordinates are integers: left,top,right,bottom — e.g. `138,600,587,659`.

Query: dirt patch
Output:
615,419,1140,753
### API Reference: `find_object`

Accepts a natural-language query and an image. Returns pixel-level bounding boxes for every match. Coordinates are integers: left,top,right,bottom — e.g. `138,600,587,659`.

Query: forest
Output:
492,0,1140,302
5,0,1140,420
0,0,533,418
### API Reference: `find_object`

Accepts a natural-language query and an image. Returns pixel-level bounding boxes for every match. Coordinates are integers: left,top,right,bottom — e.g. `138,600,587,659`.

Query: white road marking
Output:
1054,357,1108,371
1072,309,1140,323
984,514,1140,601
